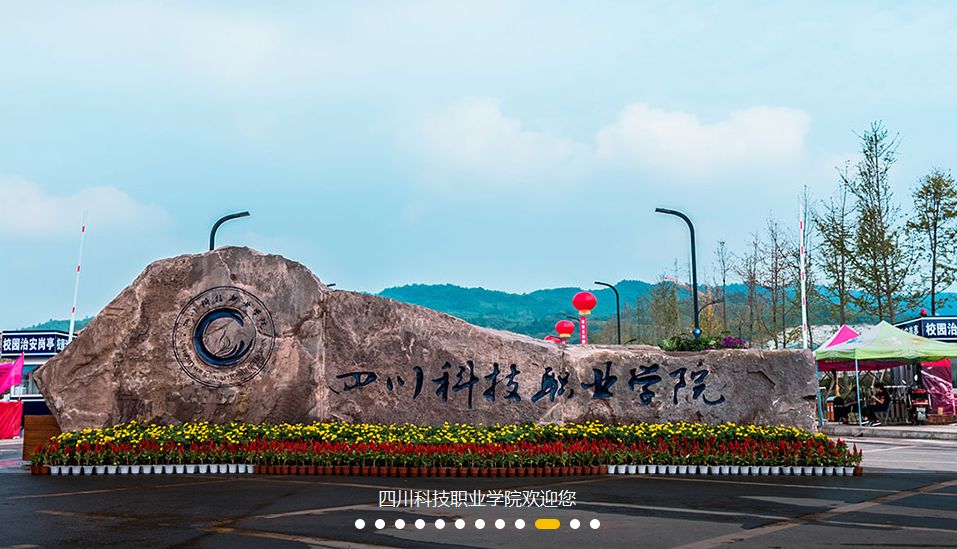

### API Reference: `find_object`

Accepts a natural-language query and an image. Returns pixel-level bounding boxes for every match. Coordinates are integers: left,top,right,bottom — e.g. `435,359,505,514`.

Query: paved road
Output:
2,439,957,548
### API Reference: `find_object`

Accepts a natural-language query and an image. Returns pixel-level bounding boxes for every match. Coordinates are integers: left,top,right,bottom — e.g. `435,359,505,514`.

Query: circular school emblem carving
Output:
172,286,276,388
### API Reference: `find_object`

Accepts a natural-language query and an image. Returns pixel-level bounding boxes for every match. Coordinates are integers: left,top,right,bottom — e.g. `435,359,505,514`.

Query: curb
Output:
822,424,957,441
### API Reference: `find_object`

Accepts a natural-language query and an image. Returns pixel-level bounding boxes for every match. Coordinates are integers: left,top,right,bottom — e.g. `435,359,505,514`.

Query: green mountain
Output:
378,281,656,338
18,317,93,332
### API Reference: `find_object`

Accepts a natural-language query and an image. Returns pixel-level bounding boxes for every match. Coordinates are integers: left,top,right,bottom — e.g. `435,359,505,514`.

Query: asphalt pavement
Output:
2,437,957,548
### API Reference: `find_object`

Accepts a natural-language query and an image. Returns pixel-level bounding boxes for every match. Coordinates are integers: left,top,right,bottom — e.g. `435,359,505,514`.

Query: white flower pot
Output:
824,466,835,476
106,466,117,475
667,465,678,474
805,466,816,476
606,465,616,474
781,466,792,475
228,464,238,474
216,464,226,473
198,464,209,474
760,466,770,475
185,464,197,474
844,466,856,476
730,466,740,475
750,466,760,475
637,464,648,474
81,466,94,475
678,465,688,474
770,466,781,475
238,464,248,474
95,466,106,475
647,465,658,474
118,466,129,474
130,465,141,474
175,465,185,474
69,466,81,475
626,465,637,474
709,466,720,475
719,465,730,475
812,466,823,476
163,464,175,474
142,465,153,474
50,466,61,475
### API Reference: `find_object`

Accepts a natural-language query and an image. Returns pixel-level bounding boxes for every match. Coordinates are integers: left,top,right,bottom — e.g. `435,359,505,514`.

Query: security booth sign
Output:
0,331,69,358
895,317,957,343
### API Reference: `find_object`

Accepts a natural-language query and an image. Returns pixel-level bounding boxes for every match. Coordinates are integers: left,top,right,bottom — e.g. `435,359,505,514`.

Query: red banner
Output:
923,360,955,415
0,401,23,439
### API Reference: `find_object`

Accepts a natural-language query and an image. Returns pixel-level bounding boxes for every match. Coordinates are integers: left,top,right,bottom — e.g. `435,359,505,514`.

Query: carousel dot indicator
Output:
475,519,486,530
374,519,385,529
415,519,425,529
515,519,526,530
355,519,366,530
570,519,581,530
535,518,560,530
495,519,506,529
590,519,601,529
395,519,405,530
435,519,446,530
455,518,466,529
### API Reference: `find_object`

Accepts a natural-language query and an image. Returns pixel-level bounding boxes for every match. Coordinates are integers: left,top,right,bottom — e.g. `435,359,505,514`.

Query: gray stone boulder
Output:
35,247,818,431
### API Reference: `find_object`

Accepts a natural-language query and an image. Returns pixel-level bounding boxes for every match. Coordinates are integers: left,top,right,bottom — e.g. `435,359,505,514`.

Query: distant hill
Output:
379,280,657,338
16,317,93,332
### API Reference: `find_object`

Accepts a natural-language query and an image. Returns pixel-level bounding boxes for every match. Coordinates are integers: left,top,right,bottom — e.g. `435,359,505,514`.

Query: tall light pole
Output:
655,208,700,339
209,211,250,251
595,281,621,344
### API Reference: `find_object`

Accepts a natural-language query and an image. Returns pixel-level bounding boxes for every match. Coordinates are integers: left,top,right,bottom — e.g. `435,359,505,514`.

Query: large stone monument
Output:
35,247,818,431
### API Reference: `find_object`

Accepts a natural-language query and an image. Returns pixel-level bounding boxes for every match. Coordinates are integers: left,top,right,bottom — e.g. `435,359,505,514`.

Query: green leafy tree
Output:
847,121,913,322
815,165,855,325
907,168,957,315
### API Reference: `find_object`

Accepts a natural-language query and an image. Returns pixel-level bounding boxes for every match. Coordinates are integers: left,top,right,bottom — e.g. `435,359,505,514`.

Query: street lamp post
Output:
594,281,621,344
655,207,700,339
209,211,250,251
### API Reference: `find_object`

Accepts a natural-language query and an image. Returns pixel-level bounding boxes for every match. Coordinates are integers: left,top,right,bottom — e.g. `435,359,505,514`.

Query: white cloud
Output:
595,104,810,178
411,100,811,185
411,98,592,186
0,176,169,237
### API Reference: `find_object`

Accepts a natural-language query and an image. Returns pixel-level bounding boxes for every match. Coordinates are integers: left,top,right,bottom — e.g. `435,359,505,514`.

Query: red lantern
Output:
572,291,597,315
544,335,562,344
555,320,575,340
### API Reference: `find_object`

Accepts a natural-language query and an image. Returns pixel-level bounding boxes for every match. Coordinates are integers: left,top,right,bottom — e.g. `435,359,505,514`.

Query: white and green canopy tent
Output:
815,321,957,427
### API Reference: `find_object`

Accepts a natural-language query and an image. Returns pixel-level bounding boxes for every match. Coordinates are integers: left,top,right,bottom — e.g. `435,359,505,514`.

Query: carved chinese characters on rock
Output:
329,360,726,408
172,286,276,388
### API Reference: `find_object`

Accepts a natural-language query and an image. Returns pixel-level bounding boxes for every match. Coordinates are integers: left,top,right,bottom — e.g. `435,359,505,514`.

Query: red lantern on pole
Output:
555,320,575,343
572,291,597,345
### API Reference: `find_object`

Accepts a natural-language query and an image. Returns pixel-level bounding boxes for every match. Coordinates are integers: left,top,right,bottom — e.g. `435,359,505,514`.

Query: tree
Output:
715,241,731,330
735,232,764,345
758,216,792,349
907,168,957,315
847,121,913,322
648,277,680,344
815,166,855,325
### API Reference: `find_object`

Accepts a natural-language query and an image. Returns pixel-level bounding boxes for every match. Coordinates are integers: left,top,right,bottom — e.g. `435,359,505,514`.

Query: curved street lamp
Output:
209,211,250,251
595,281,621,344
655,207,700,339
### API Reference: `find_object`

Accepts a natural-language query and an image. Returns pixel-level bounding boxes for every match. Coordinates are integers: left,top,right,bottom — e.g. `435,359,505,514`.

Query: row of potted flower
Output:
32,437,861,475
605,464,860,476
44,420,832,448
38,463,254,476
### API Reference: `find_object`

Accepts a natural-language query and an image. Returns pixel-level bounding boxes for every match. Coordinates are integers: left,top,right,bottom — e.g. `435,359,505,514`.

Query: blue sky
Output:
1,1,955,328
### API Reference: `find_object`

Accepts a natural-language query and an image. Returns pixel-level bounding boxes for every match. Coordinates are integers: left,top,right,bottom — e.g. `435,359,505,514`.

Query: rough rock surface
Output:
36,247,818,431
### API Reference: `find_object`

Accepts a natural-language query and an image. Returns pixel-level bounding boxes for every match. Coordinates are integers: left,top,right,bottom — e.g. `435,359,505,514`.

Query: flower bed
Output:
30,421,861,477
